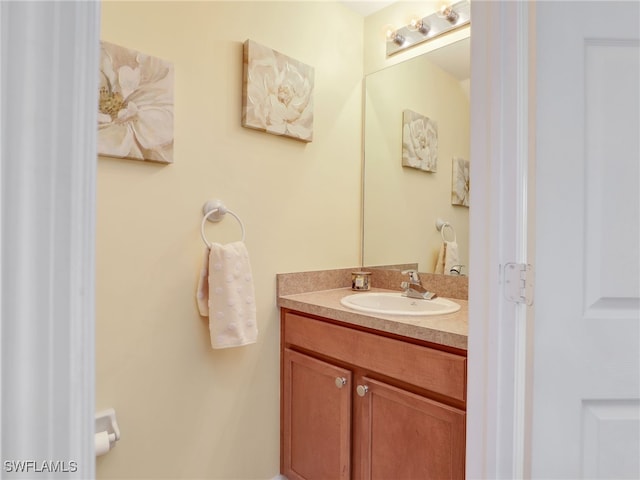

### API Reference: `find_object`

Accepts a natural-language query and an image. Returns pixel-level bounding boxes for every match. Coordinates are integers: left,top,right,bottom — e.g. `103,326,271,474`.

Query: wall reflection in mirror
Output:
362,35,470,274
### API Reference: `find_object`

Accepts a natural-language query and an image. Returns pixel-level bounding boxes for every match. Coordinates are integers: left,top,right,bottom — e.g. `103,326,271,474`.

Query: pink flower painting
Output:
242,40,314,142
98,41,174,163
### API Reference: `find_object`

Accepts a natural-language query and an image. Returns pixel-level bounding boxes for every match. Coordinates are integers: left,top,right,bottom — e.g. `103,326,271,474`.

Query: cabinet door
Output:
282,349,352,480
357,377,465,480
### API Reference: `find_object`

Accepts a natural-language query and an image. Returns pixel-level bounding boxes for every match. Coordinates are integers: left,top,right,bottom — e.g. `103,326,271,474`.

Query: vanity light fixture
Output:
386,0,470,56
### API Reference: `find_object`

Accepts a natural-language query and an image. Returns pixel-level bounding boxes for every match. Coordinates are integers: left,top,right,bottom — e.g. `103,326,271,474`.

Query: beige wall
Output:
97,2,363,478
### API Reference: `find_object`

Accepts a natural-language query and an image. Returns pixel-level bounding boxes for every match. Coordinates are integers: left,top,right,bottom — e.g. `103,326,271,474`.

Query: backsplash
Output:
277,268,355,296
370,268,468,300
277,267,468,300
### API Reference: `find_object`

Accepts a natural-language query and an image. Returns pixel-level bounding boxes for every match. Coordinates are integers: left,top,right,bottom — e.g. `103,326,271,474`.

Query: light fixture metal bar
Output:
386,0,470,56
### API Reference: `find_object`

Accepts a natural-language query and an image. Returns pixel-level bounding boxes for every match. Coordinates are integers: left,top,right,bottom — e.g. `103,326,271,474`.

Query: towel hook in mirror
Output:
201,199,246,247
436,218,457,243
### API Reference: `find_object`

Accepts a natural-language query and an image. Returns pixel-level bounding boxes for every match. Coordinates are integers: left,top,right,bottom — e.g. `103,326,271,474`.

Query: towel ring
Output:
200,200,246,248
435,218,457,243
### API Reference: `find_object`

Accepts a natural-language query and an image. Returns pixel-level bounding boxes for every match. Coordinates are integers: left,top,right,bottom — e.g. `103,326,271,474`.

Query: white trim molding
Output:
0,1,100,477
467,1,536,478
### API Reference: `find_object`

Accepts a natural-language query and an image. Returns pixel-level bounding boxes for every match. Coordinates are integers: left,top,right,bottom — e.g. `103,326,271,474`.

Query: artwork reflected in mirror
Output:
451,157,470,207
402,109,438,172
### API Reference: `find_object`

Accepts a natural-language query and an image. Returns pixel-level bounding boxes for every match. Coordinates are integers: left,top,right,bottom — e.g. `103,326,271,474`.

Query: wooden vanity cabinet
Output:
281,309,466,480
283,349,352,480
356,376,465,479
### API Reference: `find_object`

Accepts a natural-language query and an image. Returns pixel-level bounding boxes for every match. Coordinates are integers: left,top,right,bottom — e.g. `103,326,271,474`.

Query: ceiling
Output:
341,1,396,17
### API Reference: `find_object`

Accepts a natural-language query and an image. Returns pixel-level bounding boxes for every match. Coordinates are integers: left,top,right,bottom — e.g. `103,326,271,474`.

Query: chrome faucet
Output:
400,269,437,300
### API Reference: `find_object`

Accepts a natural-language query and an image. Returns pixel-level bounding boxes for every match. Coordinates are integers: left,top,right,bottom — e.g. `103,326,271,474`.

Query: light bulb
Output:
408,16,420,31
437,2,460,24
436,0,451,15
382,24,405,45
382,23,396,40
408,16,430,35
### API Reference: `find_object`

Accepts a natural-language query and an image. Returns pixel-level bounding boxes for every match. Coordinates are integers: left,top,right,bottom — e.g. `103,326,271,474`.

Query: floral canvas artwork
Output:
98,41,174,163
242,39,314,142
451,157,470,207
402,110,438,172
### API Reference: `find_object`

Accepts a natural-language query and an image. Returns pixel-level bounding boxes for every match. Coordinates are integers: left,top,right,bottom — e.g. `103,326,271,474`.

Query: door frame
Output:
0,1,100,475
467,1,536,478
0,1,535,477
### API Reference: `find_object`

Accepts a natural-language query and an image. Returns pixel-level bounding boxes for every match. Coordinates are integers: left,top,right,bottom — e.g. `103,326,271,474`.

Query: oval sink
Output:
340,292,460,316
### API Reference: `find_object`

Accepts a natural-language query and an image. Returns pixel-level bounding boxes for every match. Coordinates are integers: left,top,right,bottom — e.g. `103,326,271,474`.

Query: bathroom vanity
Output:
277,269,468,480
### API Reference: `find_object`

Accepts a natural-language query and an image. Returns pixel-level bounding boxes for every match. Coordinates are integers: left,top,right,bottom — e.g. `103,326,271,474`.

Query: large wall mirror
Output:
362,35,470,273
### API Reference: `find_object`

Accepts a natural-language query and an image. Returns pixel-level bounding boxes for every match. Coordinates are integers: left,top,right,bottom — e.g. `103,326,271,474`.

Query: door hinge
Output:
503,262,534,306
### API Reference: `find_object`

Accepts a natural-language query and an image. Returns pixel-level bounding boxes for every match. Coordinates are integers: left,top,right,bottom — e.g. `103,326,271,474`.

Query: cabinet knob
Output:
335,377,347,389
356,385,369,397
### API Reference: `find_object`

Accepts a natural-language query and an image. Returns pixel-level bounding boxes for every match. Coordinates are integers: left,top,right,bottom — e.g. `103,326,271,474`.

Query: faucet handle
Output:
401,269,421,283
449,265,465,275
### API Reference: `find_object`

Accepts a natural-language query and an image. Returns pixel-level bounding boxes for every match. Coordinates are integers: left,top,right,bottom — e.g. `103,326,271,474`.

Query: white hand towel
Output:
196,241,258,349
443,240,459,275
435,243,446,274
196,247,210,317
434,241,460,275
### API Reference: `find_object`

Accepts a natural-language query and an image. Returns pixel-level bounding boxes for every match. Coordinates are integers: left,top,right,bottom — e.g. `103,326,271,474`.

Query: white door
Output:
532,1,639,478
